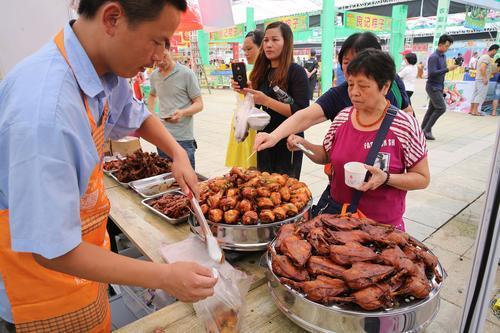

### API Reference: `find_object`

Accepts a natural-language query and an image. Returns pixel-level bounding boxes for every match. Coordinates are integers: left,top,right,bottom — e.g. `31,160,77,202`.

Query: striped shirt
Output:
323,107,427,229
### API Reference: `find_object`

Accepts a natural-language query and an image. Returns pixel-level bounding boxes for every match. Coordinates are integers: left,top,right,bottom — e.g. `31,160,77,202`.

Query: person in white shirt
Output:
398,52,418,103
469,51,478,69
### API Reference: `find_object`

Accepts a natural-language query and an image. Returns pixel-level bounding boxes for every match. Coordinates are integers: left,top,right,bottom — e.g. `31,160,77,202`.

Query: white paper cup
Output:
344,162,367,189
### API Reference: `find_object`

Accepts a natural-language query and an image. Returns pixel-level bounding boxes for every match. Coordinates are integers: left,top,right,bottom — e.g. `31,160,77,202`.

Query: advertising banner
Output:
344,11,392,32
465,6,488,30
264,15,308,32
209,24,244,41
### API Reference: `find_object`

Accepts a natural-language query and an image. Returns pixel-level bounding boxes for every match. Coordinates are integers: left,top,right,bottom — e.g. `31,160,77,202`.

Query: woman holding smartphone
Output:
233,21,309,178
225,30,263,168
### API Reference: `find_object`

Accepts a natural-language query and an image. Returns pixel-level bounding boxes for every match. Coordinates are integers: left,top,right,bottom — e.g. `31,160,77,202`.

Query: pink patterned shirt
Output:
323,107,428,230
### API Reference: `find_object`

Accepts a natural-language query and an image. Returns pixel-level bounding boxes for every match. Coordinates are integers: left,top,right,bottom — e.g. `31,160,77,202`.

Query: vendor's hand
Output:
357,165,387,192
254,132,279,152
243,88,269,106
168,110,183,123
161,262,217,302
171,149,199,198
448,64,459,71
286,134,306,152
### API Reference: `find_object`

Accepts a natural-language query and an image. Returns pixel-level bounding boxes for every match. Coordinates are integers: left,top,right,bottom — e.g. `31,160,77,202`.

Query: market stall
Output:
101,154,445,333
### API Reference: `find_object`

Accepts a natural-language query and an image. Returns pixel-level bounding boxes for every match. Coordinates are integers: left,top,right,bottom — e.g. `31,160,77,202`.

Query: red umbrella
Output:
176,0,203,31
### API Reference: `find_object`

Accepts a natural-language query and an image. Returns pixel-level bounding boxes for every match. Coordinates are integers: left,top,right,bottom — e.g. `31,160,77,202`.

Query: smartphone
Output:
231,62,247,89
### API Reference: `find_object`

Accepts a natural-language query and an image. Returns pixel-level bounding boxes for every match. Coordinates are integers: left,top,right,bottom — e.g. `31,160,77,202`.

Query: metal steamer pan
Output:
188,200,312,251
266,239,445,333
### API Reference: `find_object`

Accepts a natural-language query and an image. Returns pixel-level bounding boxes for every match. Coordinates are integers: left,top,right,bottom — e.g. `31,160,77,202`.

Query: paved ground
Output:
143,79,500,332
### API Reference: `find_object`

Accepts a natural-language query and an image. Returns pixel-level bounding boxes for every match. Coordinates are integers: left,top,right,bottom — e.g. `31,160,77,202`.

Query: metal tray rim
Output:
268,281,440,332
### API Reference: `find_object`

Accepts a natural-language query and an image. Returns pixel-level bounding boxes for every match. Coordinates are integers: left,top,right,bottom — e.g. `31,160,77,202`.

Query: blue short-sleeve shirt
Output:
0,22,150,322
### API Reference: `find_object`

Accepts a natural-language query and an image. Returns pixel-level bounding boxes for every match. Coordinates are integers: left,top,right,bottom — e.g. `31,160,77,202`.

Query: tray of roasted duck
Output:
266,214,445,333
108,150,173,187
141,191,190,224
130,173,208,199
188,167,313,251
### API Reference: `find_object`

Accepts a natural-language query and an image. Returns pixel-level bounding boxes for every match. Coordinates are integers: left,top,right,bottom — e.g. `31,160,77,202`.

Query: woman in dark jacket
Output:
233,21,309,178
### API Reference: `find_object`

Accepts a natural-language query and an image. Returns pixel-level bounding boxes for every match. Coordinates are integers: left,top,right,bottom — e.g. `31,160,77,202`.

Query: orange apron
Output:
0,30,111,332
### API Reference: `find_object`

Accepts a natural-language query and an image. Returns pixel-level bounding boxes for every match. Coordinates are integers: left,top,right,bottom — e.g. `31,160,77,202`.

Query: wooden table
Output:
104,180,304,333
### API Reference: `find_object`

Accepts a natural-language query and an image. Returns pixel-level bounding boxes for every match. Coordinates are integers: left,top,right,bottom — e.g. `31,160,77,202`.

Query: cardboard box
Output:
104,140,112,156
110,136,141,156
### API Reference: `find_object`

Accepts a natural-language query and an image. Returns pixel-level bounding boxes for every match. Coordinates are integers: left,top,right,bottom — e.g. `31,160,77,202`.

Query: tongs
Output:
187,189,224,264
295,142,314,155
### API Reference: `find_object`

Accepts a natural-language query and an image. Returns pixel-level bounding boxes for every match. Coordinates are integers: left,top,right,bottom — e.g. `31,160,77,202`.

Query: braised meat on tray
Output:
271,214,442,311
198,167,312,225
113,150,172,183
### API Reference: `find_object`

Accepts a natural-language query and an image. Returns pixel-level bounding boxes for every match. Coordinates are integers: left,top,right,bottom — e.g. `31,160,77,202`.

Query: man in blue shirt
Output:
421,34,459,140
0,0,216,330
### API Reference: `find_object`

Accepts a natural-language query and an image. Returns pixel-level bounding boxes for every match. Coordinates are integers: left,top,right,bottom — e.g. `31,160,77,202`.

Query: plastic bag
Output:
233,94,252,143
194,267,251,333
247,107,270,131
233,93,270,142
160,237,251,333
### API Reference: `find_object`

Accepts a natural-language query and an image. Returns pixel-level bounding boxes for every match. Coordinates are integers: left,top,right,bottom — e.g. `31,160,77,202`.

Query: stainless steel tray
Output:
266,238,446,333
188,200,312,251
141,191,189,225
107,171,131,188
130,173,207,199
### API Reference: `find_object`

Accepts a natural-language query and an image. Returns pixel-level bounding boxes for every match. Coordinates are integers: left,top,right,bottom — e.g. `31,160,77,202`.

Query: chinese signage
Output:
464,6,488,31
264,15,308,32
209,24,244,41
170,31,191,51
344,11,392,32
432,0,450,50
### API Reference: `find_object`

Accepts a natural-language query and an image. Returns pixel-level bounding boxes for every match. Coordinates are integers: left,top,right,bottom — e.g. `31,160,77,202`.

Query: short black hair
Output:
338,32,381,69
78,0,187,25
346,49,395,90
405,52,418,65
245,29,264,47
438,34,454,46
310,49,316,57
489,44,499,52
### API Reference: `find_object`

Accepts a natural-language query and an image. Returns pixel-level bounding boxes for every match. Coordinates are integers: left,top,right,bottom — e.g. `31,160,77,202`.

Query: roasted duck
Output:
330,242,378,266
280,235,312,267
341,262,395,290
327,283,396,310
270,247,309,281
306,256,346,278
280,275,347,303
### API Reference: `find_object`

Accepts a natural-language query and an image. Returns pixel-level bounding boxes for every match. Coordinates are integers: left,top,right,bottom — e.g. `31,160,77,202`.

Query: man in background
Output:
469,44,499,116
148,48,203,169
303,49,319,101
421,34,459,140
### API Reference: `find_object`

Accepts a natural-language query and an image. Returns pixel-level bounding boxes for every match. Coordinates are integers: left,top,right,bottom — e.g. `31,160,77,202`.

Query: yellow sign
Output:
264,15,308,32
210,24,244,41
345,11,392,32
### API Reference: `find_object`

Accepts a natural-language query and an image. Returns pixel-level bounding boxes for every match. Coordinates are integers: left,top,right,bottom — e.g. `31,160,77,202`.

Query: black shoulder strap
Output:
348,106,398,213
